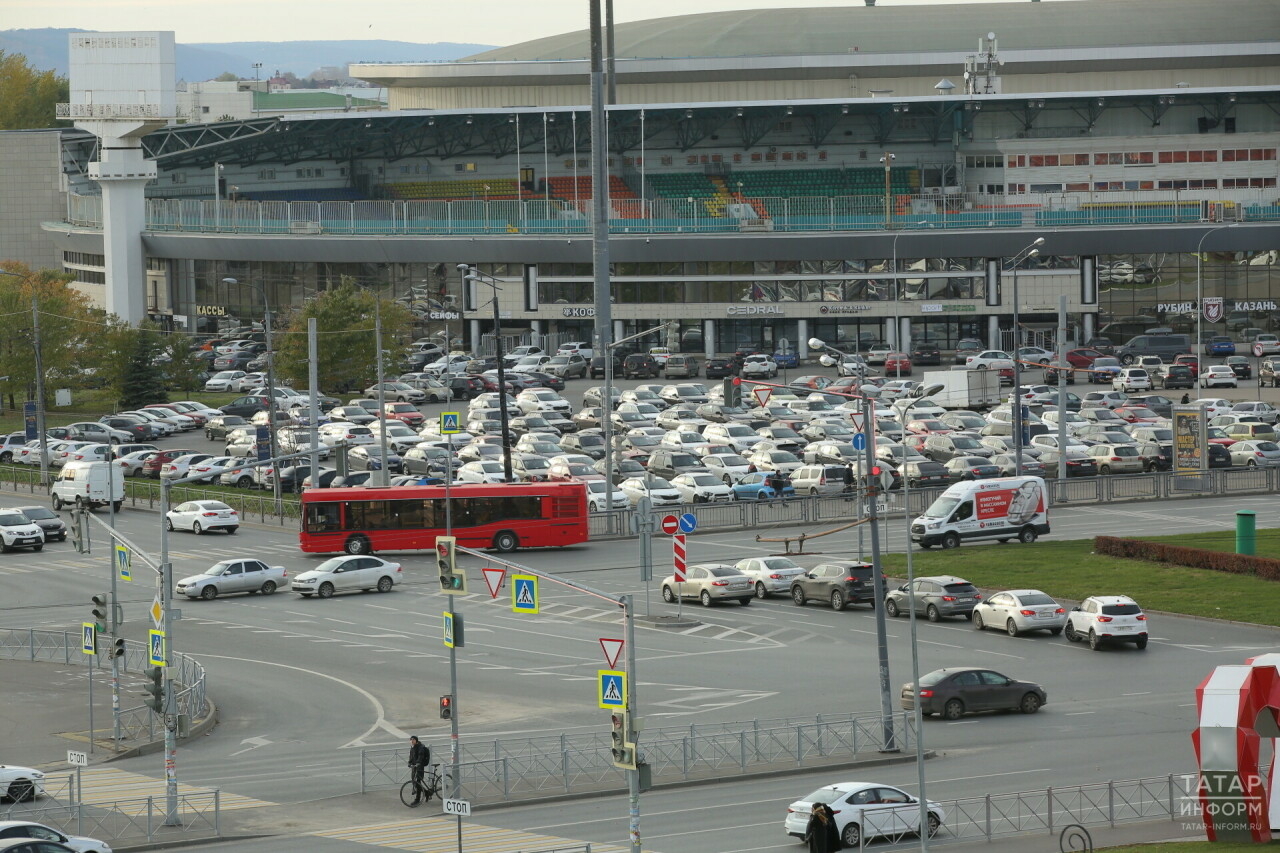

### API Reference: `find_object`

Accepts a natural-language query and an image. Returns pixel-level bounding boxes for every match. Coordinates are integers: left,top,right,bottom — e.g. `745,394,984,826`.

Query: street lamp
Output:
1007,237,1045,475
222,277,283,509
458,265,513,482
879,152,896,229
809,335,898,754
1196,224,1239,366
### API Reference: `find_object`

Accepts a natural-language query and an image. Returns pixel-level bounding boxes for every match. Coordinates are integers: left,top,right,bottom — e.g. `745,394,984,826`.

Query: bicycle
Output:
400,762,443,807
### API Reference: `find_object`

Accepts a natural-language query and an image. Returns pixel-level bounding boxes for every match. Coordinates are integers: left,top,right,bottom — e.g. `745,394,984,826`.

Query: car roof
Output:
1087,594,1138,605
919,575,972,585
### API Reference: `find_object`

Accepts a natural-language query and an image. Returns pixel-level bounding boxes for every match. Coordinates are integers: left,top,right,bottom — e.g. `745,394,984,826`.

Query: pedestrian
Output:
1181,392,1191,405
406,735,430,805
806,802,841,852
842,463,854,497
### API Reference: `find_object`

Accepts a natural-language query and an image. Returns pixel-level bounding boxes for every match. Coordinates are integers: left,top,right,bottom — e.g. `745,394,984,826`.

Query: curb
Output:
115,833,270,853
104,698,219,762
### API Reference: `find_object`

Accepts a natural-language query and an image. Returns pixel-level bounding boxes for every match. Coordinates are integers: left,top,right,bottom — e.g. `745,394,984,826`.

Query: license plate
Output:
1115,626,1133,632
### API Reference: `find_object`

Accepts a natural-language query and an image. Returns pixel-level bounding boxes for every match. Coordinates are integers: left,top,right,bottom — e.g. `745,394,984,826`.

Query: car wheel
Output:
754,581,769,600
493,530,519,552
7,779,35,802
377,576,393,593
1136,637,1149,650
318,582,335,599
976,364,988,370
739,596,751,606
1018,526,1038,544
193,521,203,535
1089,629,1102,650
226,526,238,535
32,543,42,552
927,812,941,837
53,495,63,511
261,581,277,595
165,517,174,531
345,535,371,555
792,587,806,606
1007,618,1021,637
830,590,846,611
1247,459,1257,468
926,604,941,622
841,823,862,848
1020,692,1042,714
885,599,900,618
941,532,960,549
1100,465,1111,475
700,589,713,607
200,585,218,601
1064,621,1079,642
237,475,254,488
973,612,985,631
942,698,965,720
662,586,677,603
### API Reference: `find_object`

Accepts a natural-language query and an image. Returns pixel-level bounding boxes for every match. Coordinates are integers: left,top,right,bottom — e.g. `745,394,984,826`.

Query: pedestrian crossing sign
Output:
81,622,96,656
443,611,456,649
440,412,462,435
115,544,132,582
511,574,539,614
148,629,166,667
598,670,626,710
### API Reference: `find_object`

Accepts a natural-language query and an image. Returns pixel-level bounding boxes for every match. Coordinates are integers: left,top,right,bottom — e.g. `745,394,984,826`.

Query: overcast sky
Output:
3,0,1065,45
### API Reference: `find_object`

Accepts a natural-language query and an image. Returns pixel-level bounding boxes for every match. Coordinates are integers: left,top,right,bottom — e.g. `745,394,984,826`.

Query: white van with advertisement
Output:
911,476,1049,549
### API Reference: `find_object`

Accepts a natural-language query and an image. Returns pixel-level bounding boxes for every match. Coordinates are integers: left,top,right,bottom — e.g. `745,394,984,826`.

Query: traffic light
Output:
439,694,453,720
143,666,165,714
90,594,107,632
436,536,467,594
112,638,126,659
610,711,636,769
722,377,742,408
71,512,87,554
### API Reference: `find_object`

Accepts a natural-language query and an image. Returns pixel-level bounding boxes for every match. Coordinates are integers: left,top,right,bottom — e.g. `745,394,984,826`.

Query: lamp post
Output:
458,265,513,482
222,277,283,508
1196,224,1239,367
1007,237,1045,476
810,335,897,754
213,162,224,230
890,220,929,373
879,151,895,230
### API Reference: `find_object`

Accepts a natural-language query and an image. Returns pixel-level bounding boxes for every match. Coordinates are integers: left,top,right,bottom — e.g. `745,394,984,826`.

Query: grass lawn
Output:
0,390,240,434
1100,843,1274,851
879,530,1280,628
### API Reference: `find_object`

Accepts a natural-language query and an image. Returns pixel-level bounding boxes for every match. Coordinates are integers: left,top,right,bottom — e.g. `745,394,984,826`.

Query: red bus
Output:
299,482,589,555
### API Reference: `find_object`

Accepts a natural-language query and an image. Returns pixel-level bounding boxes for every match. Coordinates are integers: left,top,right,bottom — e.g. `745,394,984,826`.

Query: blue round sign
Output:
678,513,698,534
851,433,867,451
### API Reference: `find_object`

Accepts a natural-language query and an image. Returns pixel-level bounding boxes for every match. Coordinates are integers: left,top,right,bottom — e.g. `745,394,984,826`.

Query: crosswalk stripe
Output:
312,817,627,853
76,767,275,814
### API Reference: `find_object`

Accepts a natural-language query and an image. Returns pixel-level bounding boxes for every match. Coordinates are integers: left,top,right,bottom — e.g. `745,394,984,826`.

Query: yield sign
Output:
849,411,866,434
752,387,773,407
600,637,624,669
482,567,506,599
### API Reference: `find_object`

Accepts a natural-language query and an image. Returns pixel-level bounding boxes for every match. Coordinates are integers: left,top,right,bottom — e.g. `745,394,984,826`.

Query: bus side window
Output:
306,503,341,533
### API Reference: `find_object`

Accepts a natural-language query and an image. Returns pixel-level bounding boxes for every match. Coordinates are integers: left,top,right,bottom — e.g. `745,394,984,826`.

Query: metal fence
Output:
0,628,209,748
361,710,914,802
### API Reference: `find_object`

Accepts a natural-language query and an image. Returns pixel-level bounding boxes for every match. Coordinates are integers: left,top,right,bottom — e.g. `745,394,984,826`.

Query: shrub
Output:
1094,536,1280,580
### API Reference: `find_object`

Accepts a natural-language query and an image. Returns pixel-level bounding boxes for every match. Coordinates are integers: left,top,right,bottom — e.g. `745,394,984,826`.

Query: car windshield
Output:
0,512,29,526
521,458,550,470
691,475,720,486
313,557,349,573
952,437,981,449
20,507,56,520
719,455,748,466
769,452,799,462
1102,603,1142,615
924,496,961,518
205,561,235,576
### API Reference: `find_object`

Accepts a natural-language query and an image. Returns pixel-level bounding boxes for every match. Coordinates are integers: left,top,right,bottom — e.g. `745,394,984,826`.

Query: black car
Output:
1138,442,1173,472
12,505,67,542
1156,364,1194,389
901,667,1046,720
100,415,156,441
1039,448,1099,477
1127,394,1173,418
910,343,942,366
1084,337,1115,355
953,338,983,364
265,464,313,493
790,560,878,610
219,394,271,417
943,456,1001,481
447,375,485,400
213,352,256,371
705,358,737,379
1225,356,1253,379
1208,443,1232,469
205,414,249,441
589,354,622,379
519,371,565,391
623,354,661,379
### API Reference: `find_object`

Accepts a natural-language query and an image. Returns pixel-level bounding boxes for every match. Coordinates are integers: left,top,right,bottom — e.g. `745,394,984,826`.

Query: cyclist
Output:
407,735,431,806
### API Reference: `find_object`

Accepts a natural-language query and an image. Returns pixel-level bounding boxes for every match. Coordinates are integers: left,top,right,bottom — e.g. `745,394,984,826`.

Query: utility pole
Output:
158,480,179,825
308,318,320,483
623,593,640,853
589,0,614,494
860,394,896,752
374,293,391,487
107,456,122,746
32,297,49,487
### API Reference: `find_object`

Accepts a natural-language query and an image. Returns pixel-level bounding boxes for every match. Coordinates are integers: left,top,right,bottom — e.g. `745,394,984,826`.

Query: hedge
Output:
1094,536,1280,581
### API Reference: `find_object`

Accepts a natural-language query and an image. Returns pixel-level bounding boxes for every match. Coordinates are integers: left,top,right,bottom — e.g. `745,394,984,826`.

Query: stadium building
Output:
14,0,1280,356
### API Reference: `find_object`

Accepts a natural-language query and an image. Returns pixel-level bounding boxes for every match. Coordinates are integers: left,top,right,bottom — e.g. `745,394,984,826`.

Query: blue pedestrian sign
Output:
598,669,627,710
440,412,462,435
443,611,456,649
851,433,867,451
511,574,539,614
678,513,697,534
81,622,96,656
115,544,132,582
148,629,166,667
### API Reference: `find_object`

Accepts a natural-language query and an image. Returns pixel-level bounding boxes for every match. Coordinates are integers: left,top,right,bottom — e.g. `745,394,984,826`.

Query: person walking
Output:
806,802,841,852
406,735,430,806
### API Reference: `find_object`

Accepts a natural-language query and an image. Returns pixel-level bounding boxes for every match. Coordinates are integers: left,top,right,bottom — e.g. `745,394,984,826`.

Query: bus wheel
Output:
493,530,519,553
345,535,371,555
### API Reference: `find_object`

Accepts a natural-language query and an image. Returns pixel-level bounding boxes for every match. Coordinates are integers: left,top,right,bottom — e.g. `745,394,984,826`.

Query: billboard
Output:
1172,405,1207,472
974,480,1045,524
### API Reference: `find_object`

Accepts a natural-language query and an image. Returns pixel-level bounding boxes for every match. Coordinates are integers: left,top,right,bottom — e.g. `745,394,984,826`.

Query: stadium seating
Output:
240,187,367,202
546,175,644,218
382,178,538,201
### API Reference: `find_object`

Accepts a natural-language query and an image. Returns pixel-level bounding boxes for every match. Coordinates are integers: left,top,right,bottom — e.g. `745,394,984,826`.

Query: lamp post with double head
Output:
458,265,514,482
1007,237,1045,476
222,277,283,508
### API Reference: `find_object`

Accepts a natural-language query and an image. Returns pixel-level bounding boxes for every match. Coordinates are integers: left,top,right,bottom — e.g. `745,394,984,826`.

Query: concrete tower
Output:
59,32,175,324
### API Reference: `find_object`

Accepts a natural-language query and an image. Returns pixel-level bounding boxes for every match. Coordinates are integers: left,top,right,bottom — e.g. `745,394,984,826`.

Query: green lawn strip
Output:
1147,528,1280,560
878,539,1280,628
0,390,240,434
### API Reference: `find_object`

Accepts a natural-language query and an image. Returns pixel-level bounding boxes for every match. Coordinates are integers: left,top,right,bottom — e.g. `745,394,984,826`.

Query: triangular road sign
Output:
752,387,773,407
482,567,506,599
849,412,866,434
600,638,624,669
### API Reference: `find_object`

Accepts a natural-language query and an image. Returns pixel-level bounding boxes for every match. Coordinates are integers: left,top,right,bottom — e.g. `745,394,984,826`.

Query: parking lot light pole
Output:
223,277,283,508
1007,237,1045,476
890,220,929,368
1196,223,1239,366
810,335,897,753
459,265,513,482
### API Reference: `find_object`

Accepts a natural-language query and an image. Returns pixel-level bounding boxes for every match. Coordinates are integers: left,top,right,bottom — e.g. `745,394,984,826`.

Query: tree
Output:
0,263,96,410
117,326,170,409
274,278,413,394
160,332,207,394
0,51,70,130
214,71,239,82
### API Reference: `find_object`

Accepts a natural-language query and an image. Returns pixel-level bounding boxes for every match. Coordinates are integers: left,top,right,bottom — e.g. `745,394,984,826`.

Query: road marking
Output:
946,719,981,725
918,639,963,649
932,768,1051,783
1064,711,1096,716
312,818,628,853
74,767,274,813
1121,691,1151,696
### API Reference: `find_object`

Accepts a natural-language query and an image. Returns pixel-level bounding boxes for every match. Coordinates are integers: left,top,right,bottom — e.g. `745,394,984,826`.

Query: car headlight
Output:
926,522,940,529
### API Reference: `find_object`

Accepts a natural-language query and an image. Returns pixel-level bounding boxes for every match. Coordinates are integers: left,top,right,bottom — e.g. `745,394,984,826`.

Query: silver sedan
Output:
972,589,1067,636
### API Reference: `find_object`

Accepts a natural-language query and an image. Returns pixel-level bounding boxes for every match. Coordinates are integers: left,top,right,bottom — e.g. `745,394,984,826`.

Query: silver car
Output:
734,556,807,599
972,589,1067,636
661,563,754,607
1228,439,1280,468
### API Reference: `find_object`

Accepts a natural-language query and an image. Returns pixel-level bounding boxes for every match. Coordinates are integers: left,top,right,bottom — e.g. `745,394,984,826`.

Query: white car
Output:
204,370,248,392
318,422,376,447
1064,595,1148,650
516,389,572,415
0,509,45,553
618,476,681,506
454,461,507,484
966,350,1015,371
734,555,806,599
745,448,803,476
865,344,892,364
585,480,628,512
1016,346,1056,365
115,449,157,477
837,353,870,377
0,820,111,852
1230,401,1280,424
1199,366,1238,388
175,559,289,600
556,341,594,359
740,354,778,378
669,472,733,503
164,500,239,535
1193,397,1234,418
291,555,402,598
660,430,710,454
185,455,243,485
1112,368,1152,392
1253,333,1280,355
0,765,46,802
703,423,764,452
159,453,216,481
784,781,944,848
973,589,1067,636
701,453,752,483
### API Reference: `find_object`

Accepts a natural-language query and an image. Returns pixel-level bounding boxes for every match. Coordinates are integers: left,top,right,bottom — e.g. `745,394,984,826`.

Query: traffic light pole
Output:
860,394,897,753
107,457,122,747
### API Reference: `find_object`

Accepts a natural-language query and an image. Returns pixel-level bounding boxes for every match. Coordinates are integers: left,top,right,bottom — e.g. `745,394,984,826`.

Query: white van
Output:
911,476,1048,549
52,461,125,512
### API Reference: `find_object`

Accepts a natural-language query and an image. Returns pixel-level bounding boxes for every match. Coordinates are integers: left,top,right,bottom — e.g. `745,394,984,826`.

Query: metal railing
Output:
360,710,914,802
0,628,209,749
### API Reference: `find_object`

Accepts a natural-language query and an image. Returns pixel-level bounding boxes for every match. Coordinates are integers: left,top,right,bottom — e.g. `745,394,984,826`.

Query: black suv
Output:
1156,364,1194,389
589,354,622,379
790,560,879,610
623,354,660,379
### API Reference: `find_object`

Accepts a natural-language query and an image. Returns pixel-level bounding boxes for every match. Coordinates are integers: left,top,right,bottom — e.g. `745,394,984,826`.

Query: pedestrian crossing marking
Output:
75,767,275,814
312,817,628,853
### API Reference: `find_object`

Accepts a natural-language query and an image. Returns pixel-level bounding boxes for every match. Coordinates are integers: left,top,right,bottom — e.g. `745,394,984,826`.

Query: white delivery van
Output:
911,476,1048,549
52,461,125,512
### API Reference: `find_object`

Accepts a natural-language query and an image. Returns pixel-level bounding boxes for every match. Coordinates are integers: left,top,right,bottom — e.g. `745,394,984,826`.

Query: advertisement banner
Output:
1172,405,1206,472
23,401,37,440
974,482,1045,523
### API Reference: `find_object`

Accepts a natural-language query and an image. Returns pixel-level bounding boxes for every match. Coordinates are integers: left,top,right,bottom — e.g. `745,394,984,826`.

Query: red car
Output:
1174,354,1201,377
883,352,913,375
1113,406,1161,424
1064,348,1105,368
905,418,952,435
383,402,425,427
141,448,200,479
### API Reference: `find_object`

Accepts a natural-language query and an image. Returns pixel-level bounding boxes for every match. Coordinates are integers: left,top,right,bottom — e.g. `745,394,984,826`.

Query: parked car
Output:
972,589,1067,636
1200,366,1238,388
884,575,981,622
901,667,1046,719
704,358,736,379
733,556,806,599
1064,595,1148,650
790,560,878,610
661,563,753,607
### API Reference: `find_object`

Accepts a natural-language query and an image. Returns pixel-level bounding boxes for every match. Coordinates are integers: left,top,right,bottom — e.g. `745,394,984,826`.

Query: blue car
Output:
1208,337,1237,356
731,472,796,500
772,349,799,369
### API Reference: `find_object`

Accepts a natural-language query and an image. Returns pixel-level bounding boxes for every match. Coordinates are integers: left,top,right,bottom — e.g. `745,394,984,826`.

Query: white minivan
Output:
911,476,1049,549
52,461,125,512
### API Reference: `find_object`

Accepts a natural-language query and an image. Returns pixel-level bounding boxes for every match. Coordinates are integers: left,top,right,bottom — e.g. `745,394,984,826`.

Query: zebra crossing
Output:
70,767,276,814
313,816,627,853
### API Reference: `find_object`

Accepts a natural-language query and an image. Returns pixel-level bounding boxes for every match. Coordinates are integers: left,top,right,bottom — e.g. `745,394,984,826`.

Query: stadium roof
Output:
465,0,1280,61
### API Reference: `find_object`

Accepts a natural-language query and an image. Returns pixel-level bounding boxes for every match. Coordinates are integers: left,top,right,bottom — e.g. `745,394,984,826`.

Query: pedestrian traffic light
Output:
610,711,636,769
143,666,165,714
436,536,467,594
112,638,126,659
439,694,453,720
90,594,107,632
722,377,742,408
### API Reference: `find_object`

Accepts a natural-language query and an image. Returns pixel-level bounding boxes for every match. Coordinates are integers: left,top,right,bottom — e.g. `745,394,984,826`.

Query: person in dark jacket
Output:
407,735,430,805
806,803,841,852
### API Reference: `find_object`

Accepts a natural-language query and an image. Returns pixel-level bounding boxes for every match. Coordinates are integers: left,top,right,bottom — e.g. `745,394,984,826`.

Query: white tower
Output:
58,33,176,324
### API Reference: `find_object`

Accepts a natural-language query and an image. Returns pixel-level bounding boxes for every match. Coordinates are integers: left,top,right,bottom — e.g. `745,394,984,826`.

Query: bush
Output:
1095,536,1280,580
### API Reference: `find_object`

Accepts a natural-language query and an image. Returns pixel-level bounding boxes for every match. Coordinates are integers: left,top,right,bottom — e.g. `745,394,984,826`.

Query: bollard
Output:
1236,509,1256,555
